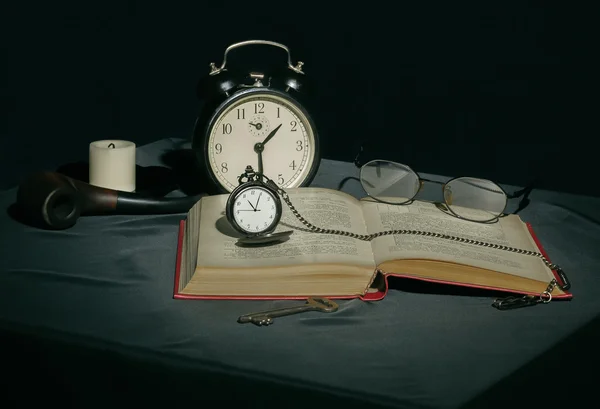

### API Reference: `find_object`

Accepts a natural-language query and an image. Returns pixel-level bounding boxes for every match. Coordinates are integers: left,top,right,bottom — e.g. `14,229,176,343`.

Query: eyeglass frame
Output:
353,146,535,223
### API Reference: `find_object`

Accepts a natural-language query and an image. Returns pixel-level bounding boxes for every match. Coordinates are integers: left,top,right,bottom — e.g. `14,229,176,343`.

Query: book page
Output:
361,200,552,281
195,188,375,270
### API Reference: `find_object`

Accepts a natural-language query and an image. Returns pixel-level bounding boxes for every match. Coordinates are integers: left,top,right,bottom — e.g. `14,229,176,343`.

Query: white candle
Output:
89,140,136,192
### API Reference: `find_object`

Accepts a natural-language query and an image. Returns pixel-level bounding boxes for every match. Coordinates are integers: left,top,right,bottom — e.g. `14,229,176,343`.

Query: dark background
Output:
1,3,599,407
1,1,597,195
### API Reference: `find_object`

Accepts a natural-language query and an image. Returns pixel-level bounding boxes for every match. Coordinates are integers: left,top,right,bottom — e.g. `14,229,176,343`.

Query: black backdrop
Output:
1,1,596,195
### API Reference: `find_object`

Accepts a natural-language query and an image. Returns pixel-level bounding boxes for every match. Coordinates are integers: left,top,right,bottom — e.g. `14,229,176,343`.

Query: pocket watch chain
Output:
261,175,571,306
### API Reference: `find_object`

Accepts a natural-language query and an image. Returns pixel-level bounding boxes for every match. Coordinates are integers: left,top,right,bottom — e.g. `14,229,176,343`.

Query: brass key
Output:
237,297,339,326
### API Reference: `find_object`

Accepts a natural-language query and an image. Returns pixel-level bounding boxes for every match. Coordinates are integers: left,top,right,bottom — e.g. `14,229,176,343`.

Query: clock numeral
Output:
296,140,303,151
290,120,297,132
254,103,264,114
222,123,232,134
221,162,228,173
289,160,296,171
236,201,241,206
277,107,280,118
215,143,223,154
237,108,245,119
278,174,284,185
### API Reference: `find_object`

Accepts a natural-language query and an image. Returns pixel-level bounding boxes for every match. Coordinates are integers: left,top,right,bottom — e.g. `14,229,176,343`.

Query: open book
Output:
174,188,571,301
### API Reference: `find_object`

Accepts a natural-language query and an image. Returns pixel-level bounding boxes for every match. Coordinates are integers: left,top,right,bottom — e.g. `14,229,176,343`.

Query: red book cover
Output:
173,219,572,301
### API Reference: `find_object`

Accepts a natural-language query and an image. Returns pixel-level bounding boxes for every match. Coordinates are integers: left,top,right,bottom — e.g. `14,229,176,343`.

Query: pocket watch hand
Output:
247,200,257,211
249,122,262,130
255,191,262,209
261,123,282,146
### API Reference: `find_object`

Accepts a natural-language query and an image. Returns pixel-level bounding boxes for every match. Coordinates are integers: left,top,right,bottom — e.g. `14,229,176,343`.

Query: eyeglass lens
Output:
443,177,507,221
360,160,420,204
360,160,507,222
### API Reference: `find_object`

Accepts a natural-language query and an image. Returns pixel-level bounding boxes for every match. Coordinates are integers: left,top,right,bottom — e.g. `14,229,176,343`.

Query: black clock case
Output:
191,66,321,195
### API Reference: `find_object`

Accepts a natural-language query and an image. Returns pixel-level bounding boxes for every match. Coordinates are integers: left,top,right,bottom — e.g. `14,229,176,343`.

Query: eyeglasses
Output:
354,153,534,223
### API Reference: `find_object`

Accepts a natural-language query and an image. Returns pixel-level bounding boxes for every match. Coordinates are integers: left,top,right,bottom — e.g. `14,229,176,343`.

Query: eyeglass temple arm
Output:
507,180,537,214
506,180,536,199
353,145,365,168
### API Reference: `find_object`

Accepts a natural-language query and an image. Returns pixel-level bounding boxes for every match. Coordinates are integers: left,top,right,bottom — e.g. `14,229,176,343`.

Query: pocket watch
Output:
226,165,293,245
192,40,320,194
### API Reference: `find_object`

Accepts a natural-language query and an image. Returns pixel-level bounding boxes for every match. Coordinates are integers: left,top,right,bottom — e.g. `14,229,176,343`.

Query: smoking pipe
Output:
16,171,204,230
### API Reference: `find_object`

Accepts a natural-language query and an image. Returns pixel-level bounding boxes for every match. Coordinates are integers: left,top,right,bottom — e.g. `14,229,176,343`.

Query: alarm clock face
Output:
205,88,319,192
228,184,282,235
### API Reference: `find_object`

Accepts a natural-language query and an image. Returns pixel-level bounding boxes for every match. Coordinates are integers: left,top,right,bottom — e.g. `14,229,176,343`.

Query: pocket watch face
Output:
230,185,280,235
206,89,319,192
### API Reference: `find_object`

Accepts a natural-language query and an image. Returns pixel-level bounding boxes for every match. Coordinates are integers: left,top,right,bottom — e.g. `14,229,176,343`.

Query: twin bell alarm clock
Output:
192,40,321,195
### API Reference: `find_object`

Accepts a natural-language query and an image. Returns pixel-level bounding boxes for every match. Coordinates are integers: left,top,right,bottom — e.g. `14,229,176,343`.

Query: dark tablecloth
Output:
1,138,599,408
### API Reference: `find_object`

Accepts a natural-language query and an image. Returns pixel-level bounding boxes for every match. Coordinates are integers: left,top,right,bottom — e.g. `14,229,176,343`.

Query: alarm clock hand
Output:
257,149,264,176
261,123,282,146
254,124,281,177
